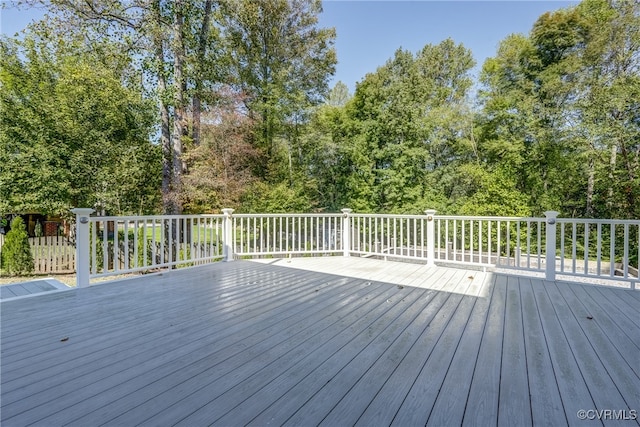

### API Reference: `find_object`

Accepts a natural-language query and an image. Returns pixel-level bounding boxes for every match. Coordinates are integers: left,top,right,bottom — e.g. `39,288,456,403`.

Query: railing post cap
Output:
544,211,560,218
221,208,234,216
424,209,437,215
341,208,352,214
71,208,95,216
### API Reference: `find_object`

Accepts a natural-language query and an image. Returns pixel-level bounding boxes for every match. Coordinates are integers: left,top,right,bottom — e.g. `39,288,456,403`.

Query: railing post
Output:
544,211,559,281
71,208,95,288
341,208,352,257
425,209,437,266
222,208,234,262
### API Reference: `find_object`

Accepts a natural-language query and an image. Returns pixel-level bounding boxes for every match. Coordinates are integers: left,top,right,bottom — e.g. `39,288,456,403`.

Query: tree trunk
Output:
192,0,213,147
607,144,616,213
619,139,637,217
152,2,173,215
192,96,202,146
172,0,187,214
586,156,595,217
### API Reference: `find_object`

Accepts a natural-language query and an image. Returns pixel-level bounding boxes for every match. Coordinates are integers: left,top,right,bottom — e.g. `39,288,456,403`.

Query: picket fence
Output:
0,234,76,274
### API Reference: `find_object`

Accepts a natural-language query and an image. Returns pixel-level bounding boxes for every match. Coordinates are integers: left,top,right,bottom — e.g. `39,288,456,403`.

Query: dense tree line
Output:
1,0,638,219
0,29,160,215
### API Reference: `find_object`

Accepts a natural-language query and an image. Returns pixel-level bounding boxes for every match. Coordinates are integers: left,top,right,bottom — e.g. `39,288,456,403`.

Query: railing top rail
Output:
351,213,428,220
351,213,547,221
434,215,639,224
232,213,342,218
90,214,225,221
435,215,544,222
556,218,640,225
86,212,640,224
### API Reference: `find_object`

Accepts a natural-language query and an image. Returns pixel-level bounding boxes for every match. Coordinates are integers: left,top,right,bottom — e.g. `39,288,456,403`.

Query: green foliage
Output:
3,1,639,220
1,217,35,275
478,0,640,218
221,0,337,181
137,227,153,268
455,166,531,217
34,222,43,238
326,39,476,213
0,32,160,215
325,81,351,107
239,181,314,213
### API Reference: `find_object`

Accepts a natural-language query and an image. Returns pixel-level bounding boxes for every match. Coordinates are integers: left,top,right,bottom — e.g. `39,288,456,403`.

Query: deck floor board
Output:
3,273,364,415
391,279,478,425
545,281,634,422
592,286,640,329
556,284,640,410
2,257,639,427
11,276,375,425
109,281,402,427
461,274,506,427
1,268,326,384
566,284,640,378
497,275,533,426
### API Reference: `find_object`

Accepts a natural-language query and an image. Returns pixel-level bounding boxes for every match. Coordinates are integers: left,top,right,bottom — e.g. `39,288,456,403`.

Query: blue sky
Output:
1,1,578,92
318,1,578,92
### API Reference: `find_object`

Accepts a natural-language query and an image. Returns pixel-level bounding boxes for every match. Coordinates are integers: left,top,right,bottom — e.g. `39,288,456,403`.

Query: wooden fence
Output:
0,234,76,274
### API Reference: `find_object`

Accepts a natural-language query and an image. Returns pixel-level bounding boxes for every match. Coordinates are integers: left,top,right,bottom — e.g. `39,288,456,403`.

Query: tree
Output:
221,0,337,181
347,39,476,213
477,0,640,218
181,91,261,212
476,32,571,215
25,0,222,214
0,217,34,275
0,32,160,215
326,81,351,107
570,0,640,218
297,96,371,211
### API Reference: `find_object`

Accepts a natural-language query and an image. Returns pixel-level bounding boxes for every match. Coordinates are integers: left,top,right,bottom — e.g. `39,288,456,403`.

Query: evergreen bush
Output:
1,217,35,275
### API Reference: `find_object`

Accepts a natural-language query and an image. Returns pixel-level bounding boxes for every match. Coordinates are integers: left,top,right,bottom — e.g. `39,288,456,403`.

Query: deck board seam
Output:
459,273,498,425
525,277,570,425
5,270,370,414
80,280,400,426
544,280,626,420
138,283,413,426
389,272,476,425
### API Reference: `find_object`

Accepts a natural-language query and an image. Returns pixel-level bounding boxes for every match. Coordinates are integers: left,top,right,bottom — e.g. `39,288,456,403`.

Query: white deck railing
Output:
72,209,225,282
349,213,431,261
232,213,345,257
556,218,640,282
434,216,547,270
71,208,639,289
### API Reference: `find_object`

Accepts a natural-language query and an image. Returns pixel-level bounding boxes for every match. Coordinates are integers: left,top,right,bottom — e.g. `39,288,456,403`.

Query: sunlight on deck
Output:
250,256,494,298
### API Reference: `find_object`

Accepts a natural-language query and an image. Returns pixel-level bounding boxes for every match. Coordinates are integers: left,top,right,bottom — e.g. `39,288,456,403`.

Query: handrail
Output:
233,213,344,218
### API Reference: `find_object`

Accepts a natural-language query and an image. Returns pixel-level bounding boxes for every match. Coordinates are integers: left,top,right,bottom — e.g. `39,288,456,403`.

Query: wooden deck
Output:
1,258,638,426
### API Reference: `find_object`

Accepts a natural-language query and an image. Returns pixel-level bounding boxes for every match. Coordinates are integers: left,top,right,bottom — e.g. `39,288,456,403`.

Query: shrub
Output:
1,217,35,275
